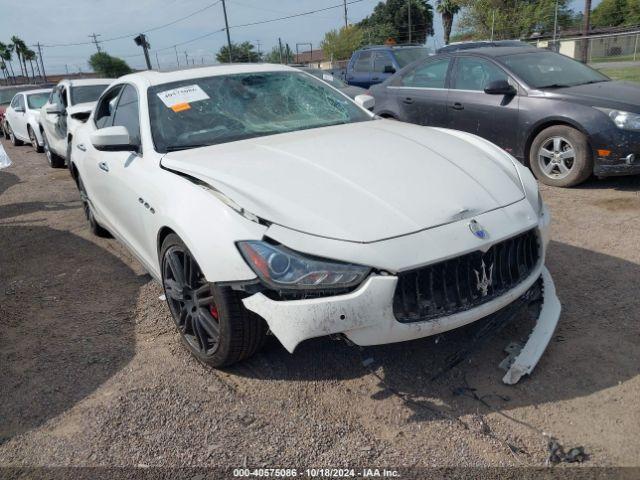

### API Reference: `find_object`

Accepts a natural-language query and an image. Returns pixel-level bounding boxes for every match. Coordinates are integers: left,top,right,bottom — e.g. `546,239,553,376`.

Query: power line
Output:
37,0,222,48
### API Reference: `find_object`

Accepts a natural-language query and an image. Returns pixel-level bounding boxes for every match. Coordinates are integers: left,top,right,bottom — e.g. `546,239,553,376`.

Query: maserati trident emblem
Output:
469,219,488,239
474,260,494,297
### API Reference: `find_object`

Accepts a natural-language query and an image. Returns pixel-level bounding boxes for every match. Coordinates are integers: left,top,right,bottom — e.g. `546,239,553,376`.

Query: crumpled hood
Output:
161,120,524,243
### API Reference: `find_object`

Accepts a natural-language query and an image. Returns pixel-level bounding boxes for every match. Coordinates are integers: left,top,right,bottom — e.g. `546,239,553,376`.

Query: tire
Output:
42,130,65,168
1,122,9,140
28,126,43,153
7,124,24,146
78,176,111,238
529,125,592,187
161,234,267,367
66,141,73,175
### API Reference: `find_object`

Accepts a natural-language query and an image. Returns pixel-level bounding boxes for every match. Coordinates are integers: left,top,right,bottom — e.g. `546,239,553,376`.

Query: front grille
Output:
393,229,540,323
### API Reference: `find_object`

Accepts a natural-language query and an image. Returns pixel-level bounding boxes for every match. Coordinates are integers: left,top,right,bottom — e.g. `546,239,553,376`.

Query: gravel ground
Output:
0,138,639,471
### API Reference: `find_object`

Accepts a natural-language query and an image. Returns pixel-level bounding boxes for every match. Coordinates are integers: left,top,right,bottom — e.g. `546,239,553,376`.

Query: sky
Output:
0,0,601,75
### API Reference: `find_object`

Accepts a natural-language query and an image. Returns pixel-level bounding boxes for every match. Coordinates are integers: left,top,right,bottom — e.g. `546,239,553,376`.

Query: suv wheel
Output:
529,125,592,187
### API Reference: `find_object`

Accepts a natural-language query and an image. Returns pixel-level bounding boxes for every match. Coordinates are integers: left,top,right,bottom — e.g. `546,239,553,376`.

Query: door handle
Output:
98,161,109,172
76,143,86,152
402,97,414,104
451,102,464,110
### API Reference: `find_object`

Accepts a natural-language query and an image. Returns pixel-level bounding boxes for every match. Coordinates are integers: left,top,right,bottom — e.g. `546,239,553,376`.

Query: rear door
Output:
346,51,373,88
387,57,452,127
447,56,520,153
5,95,25,139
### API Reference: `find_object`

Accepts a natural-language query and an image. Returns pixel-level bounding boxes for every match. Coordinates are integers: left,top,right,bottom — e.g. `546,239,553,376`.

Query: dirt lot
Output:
0,138,639,471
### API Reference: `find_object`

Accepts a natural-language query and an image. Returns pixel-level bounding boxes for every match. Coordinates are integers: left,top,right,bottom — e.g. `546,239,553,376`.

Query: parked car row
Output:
345,44,640,187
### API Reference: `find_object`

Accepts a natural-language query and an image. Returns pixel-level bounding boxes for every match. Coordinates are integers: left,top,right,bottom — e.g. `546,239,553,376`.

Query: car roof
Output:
59,78,113,87
22,88,52,95
117,63,297,88
358,44,428,51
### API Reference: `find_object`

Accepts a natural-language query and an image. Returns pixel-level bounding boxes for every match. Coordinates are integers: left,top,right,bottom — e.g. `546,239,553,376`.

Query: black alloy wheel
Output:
29,127,43,153
163,244,222,358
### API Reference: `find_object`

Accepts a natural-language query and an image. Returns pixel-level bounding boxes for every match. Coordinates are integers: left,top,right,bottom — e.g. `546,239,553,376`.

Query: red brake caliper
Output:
209,305,219,319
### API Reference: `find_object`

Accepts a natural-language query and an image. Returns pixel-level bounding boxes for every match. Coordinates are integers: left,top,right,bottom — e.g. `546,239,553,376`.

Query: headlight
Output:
237,241,371,291
595,107,640,132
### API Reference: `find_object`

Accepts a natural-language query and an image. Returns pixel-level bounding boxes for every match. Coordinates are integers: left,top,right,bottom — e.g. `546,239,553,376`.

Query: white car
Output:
40,78,111,168
70,64,560,384
3,88,51,152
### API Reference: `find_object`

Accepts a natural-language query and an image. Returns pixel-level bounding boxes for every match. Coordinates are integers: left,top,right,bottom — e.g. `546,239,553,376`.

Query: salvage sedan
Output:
70,64,560,384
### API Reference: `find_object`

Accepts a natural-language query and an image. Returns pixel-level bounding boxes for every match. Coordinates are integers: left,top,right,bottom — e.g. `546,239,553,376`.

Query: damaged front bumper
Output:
243,264,561,384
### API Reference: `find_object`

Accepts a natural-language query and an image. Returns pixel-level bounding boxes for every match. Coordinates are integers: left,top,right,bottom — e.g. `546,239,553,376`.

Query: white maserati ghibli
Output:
70,64,560,384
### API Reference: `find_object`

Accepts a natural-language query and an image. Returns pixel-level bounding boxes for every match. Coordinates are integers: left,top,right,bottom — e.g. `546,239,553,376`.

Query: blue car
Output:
345,45,432,89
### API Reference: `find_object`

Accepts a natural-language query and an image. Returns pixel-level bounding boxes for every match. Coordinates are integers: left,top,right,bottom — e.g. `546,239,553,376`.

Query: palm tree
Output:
10,35,28,81
0,42,16,84
24,48,37,82
436,0,461,45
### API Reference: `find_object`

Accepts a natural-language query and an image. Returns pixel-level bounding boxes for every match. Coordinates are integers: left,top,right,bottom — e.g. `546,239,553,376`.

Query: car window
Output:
70,84,110,106
59,87,69,108
94,86,123,129
354,52,373,73
501,51,608,88
402,58,450,88
453,57,508,91
393,47,432,68
50,87,64,107
373,52,394,73
16,95,25,110
112,85,141,147
10,95,20,108
27,92,50,110
148,71,371,153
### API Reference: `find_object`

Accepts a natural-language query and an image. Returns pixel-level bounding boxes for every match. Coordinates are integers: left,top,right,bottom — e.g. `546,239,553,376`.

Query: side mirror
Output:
14,106,25,113
383,65,396,74
90,126,135,152
484,79,517,95
45,104,64,115
354,94,375,111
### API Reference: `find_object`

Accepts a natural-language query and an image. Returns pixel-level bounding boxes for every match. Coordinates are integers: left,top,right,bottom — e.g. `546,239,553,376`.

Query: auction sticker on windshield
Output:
157,84,210,112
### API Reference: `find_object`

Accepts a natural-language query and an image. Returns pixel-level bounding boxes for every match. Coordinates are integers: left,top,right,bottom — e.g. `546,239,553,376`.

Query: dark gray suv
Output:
371,47,640,187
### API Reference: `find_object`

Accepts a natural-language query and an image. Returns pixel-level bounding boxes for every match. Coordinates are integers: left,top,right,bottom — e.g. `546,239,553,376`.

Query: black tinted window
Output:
453,57,508,91
94,86,123,129
402,59,450,88
354,52,372,73
113,85,140,146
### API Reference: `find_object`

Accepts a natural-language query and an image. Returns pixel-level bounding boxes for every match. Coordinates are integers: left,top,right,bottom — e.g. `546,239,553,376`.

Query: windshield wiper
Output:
164,144,211,152
539,83,571,89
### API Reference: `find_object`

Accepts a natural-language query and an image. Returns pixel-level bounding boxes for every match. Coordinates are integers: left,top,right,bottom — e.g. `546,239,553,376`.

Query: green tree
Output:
216,41,261,63
457,0,578,40
0,42,16,84
358,0,434,45
591,0,634,27
437,0,461,45
321,25,365,61
10,36,28,79
23,48,37,82
88,52,132,78
628,0,640,24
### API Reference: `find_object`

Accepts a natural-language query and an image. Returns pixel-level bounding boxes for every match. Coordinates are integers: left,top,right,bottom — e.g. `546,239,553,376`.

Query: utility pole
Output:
552,0,559,45
343,0,348,28
581,0,592,63
184,51,189,65
174,46,180,67
255,40,262,57
491,10,495,41
221,0,233,62
89,33,102,53
35,42,47,82
65,64,69,75
155,52,160,70
407,0,412,43
134,34,152,70
278,37,284,64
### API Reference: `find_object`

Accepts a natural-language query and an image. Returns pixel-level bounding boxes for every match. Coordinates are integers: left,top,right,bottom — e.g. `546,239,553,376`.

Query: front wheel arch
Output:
523,119,591,167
